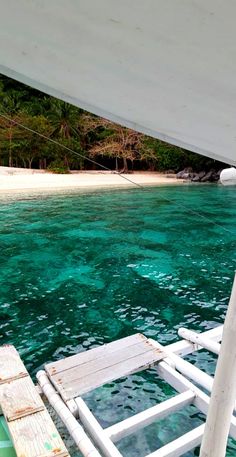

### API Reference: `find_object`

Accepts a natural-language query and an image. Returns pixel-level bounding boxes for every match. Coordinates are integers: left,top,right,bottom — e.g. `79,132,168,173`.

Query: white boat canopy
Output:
0,0,236,166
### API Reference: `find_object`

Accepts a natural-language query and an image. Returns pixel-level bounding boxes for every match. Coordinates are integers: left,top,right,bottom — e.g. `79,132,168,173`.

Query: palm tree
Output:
49,100,81,139
47,100,83,168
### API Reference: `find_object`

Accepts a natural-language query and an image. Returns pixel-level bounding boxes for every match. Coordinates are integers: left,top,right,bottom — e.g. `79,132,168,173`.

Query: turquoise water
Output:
0,184,236,456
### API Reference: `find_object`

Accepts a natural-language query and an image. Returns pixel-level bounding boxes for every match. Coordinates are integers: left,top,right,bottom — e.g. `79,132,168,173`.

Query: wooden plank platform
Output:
45,334,166,401
9,410,69,457
0,345,70,457
0,345,28,384
0,376,44,421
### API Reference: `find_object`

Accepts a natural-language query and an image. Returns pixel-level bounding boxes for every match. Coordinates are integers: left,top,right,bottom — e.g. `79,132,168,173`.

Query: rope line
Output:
153,193,235,236
0,112,143,189
0,112,235,237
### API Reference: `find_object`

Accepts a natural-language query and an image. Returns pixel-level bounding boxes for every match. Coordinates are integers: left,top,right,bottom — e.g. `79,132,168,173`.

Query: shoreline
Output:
0,168,185,194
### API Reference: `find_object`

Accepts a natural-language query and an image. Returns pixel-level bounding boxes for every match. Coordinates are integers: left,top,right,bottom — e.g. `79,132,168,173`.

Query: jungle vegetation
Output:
0,75,225,173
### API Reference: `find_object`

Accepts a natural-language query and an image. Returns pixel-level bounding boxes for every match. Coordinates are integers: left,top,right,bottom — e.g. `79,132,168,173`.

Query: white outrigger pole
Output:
200,273,236,457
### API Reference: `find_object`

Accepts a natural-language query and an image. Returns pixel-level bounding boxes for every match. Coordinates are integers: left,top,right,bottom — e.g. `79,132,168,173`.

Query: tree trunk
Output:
7,122,16,168
64,155,70,170
20,157,27,168
27,157,34,169
9,132,13,168
123,157,128,173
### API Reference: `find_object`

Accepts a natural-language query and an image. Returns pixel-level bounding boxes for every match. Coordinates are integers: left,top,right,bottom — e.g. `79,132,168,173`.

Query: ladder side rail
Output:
150,339,214,392
37,371,101,457
155,361,236,440
75,397,123,457
157,345,236,413
178,328,221,355
166,325,223,357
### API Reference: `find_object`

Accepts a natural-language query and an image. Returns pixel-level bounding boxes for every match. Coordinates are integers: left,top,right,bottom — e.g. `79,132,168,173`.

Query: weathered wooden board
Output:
48,337,165,400
46,333,147,376
0,344,70,457
9,409,69,457
0,345,28,384
51,340,161,386
0,376,45,421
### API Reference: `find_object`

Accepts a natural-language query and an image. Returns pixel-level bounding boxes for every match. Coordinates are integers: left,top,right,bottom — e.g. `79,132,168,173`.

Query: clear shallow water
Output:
0,184,236,456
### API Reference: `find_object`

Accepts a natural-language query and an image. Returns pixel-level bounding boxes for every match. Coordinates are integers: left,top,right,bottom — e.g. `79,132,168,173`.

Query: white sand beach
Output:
0,167,184,193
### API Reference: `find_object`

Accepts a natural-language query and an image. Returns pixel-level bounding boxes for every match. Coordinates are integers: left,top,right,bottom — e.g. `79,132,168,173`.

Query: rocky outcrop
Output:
176,167,194,179
176,168,221,182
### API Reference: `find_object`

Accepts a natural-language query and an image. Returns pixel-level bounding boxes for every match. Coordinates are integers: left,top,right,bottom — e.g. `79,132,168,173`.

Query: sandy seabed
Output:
0,167,184,194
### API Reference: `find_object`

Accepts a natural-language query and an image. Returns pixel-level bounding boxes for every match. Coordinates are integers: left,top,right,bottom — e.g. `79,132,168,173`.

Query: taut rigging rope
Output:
0,112,143,188
0,112,235,237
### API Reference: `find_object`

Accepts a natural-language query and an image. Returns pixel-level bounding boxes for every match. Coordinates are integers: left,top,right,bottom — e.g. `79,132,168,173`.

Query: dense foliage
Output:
0,75,225,172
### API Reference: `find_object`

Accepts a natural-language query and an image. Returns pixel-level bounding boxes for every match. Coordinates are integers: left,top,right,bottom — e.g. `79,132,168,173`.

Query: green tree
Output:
0,112,26,167
0,75,227,173
46,136,84,171
17,115,52,168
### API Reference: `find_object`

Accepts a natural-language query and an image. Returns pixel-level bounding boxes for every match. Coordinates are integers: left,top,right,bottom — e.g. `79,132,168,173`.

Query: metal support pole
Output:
200,273,236,457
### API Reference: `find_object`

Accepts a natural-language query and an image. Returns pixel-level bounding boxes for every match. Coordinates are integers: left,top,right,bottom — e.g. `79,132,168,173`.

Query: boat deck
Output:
0,324,235,457
0,345,69,457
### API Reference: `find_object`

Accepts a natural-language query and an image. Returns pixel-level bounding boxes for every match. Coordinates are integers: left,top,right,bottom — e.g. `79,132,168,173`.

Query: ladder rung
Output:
146,423,204,457
105,390,194,442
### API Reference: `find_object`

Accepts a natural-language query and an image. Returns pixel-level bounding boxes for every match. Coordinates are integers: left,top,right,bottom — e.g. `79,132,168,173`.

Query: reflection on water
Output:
0,185,235,455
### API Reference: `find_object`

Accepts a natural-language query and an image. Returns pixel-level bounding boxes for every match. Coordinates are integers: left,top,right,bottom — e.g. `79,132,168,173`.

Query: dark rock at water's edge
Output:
176,167,194,179
191,170,206,182
176,167,222,182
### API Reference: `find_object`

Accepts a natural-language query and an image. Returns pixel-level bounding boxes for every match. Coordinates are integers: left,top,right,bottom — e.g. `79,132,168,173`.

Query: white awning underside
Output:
0,0,235,165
